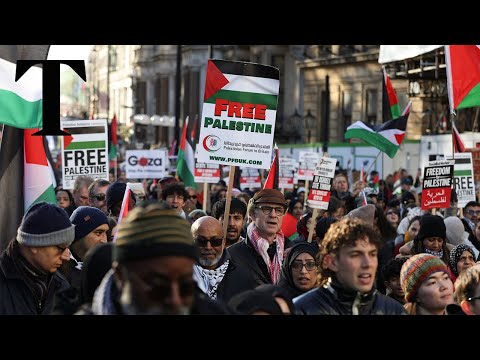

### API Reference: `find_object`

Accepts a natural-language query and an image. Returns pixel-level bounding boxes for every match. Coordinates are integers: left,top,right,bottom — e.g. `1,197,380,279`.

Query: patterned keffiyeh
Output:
247,223,284,284
425,248,443,259
193,260,230,300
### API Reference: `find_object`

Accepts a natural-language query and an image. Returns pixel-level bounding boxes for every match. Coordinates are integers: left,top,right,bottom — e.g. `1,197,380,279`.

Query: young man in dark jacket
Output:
293,217,406,315
0,202,74,315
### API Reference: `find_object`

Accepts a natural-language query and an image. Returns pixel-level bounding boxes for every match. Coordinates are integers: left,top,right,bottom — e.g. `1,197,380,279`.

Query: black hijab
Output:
277,242,318,299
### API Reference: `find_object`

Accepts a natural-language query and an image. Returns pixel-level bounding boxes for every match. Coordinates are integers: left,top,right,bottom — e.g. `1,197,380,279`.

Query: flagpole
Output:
223,166,236,238
0,124,4,154
365,150,382,180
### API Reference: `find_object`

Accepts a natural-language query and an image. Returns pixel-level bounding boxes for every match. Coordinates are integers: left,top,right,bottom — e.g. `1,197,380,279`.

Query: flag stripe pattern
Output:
177,116,196,188
382,67,401,120
452,122,465,153
345,102,411,158
264,145,279,189
446,45,480,112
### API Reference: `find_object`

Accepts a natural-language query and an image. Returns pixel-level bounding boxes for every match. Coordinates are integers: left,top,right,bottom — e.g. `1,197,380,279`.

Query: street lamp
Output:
304,109,316,144
287,109,302,144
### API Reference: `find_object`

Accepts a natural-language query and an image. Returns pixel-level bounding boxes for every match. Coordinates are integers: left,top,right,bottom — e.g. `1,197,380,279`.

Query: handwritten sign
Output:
421,160,454,210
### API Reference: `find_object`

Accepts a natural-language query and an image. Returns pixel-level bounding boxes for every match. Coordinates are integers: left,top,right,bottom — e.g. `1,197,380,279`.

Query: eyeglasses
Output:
467,210,480,216
291,260,317,272
188,195,197,200
91,193,106,201
166,194,184,201
386,211,397,216
194,237,224,247
467,295,480,302
257,205,286,216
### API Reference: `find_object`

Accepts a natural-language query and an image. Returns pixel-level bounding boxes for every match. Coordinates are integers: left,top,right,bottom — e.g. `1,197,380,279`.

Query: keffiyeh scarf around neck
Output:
193,260,229,300
247,223,284,284
425,248,443,259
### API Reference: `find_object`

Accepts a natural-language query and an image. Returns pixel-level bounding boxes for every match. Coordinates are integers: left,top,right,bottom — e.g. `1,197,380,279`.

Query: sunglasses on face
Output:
91,193,106,201
188,195,197,200
467,210,480,216
194,236,224,247
291,260,317,272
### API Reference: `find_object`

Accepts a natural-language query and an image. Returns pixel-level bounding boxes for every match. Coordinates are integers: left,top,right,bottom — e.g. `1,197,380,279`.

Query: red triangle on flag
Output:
64,131,73,149
204,60,229,101
24,129,48,166
394,133,405,145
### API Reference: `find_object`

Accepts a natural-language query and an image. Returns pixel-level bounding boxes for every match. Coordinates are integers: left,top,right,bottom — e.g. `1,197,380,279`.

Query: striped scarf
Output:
247,223,284,284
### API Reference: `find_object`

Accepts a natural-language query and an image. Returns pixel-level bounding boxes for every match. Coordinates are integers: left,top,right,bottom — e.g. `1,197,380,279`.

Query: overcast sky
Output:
48,45,91,61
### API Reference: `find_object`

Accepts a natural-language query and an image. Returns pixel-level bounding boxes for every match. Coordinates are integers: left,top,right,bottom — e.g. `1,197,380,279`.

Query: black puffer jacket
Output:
0,242,69,315
293,277,406,315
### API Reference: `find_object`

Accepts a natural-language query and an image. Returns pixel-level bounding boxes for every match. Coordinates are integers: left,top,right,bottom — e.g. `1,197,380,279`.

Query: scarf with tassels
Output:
247,223,284,284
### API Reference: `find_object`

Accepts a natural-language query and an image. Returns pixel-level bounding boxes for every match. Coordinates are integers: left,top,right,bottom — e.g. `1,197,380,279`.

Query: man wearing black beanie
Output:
0,202,74,315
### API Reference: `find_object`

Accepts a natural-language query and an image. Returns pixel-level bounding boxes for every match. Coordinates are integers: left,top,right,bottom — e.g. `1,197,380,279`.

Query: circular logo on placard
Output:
203,135,222,152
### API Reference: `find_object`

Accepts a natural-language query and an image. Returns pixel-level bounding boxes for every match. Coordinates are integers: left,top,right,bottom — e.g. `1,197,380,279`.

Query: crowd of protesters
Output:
2,164,480,315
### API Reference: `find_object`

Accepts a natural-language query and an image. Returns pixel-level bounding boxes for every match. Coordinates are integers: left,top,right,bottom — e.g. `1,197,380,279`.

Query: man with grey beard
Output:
192,216,257,302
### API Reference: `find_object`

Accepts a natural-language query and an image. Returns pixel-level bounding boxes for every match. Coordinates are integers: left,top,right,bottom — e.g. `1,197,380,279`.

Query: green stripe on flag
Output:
458,83,480,109
0,89,42,129
391,103,401,119
27,185,56,211
454,170,472,176
205,90,277,110
345,128,399,158
67,141,106,150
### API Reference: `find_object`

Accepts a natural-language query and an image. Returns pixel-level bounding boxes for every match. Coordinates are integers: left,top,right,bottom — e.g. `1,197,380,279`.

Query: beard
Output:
198,251,223,268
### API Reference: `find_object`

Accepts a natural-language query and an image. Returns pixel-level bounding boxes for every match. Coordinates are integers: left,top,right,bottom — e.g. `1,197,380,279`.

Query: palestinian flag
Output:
112,184,132,243
176,116,196,188
382,67,401,121
0,45,50,252
0,56,43,129
24,128,56,211
446,45,480,112
264,144,279,189
62,125,106,150
345,101,411,158
109,113,118,160
452,122,465,153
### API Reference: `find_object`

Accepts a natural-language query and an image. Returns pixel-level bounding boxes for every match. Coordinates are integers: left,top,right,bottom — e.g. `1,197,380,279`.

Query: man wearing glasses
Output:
0,202,74,314
88,179,110,214
191,216,256,302
453,264,480,315
229,189,289,285
162,182,190,220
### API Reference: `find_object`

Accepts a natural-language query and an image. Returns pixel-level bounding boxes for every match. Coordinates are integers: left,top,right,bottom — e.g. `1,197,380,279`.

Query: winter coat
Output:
0,246,69,315
293,277,406,315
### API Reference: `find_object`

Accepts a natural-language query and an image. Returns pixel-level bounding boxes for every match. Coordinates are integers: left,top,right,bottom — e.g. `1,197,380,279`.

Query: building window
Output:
135,81,146,114
366,89,378,125
109,46,117,72
342,91,352,137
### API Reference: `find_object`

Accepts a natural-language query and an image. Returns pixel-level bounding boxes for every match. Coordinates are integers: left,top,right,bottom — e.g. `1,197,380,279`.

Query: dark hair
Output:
375,205,397,239
465,201,480,210
255,284,295,314
315,217,337,242
382,257,407,283
211,198,247,220
161,182,189,200
287,197,303,215
326,196,344,216
318,217,381,286
55,188,74,205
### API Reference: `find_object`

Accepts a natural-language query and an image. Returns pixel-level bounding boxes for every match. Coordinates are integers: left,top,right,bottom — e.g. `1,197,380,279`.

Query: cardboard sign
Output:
307,157,337,210
61,119,108,189
279,156,297,190
197,60,280,169
194,161,221,183
421,160,454,210
298,151,320,180
239,167,261,190
445,153,476,208
125,150,167,179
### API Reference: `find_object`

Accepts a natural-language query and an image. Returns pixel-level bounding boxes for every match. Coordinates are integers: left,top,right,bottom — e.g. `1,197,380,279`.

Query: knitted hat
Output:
400,253,449,302
449,244,476,277
70,206,109,242
346,204,375,224
16,202,75,247
415,215,446,242
251,189,286,207
114,203,198,263
444,216,467,246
